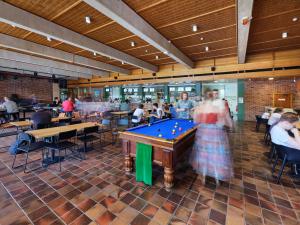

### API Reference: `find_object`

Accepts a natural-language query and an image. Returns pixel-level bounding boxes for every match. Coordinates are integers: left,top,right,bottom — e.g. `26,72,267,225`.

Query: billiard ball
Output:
158,134,162,137
175,122,178,125
148,123,151,126
178,127,182,131
172,129,176,134
174,125,177,128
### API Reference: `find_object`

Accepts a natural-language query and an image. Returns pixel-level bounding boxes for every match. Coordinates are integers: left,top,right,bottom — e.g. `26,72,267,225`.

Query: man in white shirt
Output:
270,112,300,150
268,108,283,126
132,104,145,124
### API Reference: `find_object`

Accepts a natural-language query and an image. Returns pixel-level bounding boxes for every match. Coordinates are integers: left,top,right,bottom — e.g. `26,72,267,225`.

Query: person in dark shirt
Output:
31,109,52,129
52,97,62,107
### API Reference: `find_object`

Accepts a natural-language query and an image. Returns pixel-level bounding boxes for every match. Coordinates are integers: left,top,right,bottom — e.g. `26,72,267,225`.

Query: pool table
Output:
119,119,197,191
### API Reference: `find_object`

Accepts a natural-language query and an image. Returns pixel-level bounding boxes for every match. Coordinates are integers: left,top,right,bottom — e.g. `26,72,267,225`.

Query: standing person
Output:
62,97,75,117
176,92,194,119
189,89,233,185
2,97,19,121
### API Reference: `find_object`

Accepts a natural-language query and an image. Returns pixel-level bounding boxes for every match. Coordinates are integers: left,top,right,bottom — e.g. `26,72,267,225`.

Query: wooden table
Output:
26,122,99,139
10,117,70,128
119,119,197,191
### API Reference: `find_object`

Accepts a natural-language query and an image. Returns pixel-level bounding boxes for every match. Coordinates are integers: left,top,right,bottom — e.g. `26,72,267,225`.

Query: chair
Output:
58,118,72,126
131,115,140,127
70,120,82,125
12,133,45,173
44,129,77,171
7,112,19,122
78,126,99,159
271,144,300,183
255,115,268,132
264,124,271,145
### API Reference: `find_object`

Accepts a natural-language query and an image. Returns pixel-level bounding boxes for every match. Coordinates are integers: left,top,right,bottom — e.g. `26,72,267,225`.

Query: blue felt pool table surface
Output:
126,119,196,140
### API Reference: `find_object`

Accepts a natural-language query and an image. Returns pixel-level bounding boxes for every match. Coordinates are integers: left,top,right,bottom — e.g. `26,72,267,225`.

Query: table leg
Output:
125,154,133,174
164,167,174,191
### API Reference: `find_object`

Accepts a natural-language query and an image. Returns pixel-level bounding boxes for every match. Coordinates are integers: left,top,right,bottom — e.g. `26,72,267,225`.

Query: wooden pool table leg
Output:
164,167,174,191
125,154,133,174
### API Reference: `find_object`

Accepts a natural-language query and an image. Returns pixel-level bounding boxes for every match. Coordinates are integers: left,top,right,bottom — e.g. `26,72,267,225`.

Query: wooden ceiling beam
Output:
83,0,194,69
21,0,82,43
0,1,158,72
0,33,129,74
237,0,254,63
0,49,105,78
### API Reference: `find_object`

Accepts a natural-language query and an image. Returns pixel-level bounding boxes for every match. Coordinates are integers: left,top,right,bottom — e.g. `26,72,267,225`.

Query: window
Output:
144,88,149,92
178,87,184,92
169,87,175,91
185,87,192,91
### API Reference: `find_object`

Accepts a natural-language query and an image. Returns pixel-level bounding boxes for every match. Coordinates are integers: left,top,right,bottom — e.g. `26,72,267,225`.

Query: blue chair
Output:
271,144,300,183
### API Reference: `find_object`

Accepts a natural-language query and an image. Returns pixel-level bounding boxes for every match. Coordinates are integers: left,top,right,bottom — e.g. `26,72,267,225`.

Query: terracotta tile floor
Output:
0,122,300,225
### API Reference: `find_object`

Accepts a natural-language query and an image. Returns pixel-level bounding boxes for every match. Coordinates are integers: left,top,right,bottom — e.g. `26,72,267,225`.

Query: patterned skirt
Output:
189,124,233,181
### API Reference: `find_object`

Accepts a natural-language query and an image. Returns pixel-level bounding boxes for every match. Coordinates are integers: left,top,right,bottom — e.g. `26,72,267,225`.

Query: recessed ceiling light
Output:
282,32,288,38
200,37,204,41
85,16,91,24
192,25,198,32
145,49,148,53
205,46,209,52
47,36,51,41
130,41,135,47
292,17,298,22
268,77,274,80
93,52,97,56
155,55,159,60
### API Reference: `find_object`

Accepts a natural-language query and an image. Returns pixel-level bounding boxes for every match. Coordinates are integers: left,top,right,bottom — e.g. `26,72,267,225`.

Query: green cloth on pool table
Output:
136,143,152,185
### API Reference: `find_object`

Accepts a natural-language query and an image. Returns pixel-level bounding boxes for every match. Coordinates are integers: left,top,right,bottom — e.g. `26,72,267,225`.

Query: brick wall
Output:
0,73,53,102
244,79,300,121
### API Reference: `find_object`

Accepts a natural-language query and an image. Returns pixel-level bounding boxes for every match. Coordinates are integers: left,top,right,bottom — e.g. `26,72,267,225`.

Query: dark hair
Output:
169,104,173,107
274,108,283,113
212,89,219,92
279,112,299,123
138,104,144,109
153,103,158,108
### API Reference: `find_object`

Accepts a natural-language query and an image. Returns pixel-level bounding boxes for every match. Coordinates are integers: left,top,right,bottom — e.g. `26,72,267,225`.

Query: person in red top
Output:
189,89,233,186
62,97,75,117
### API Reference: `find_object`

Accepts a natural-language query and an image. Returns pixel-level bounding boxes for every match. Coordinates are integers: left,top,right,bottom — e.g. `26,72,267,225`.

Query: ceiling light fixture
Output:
155,55,159,60
163,51,168,55
282,32,288,38
47,36,51,41
292,17,298,22
200,37,204,41
121,61,124,65
268,77,274,80
85,16,91,24
145,49,148,53
130,41,135,47
192,25,198,32
93,52,97,56
11,24,15,28
205,46,209,52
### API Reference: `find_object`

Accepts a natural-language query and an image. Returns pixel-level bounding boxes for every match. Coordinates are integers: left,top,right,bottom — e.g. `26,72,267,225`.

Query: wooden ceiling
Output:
0,0,299,73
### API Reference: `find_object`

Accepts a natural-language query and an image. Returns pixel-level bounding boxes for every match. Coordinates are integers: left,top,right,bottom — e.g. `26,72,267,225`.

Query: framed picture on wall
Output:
273,93,293,108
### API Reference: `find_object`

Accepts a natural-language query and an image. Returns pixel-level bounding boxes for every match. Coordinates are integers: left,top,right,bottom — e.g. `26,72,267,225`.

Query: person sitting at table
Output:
52,97,61,107
31,108,52,129
262,109,272,119
132,104,145,125
270,112,300,149
149,103,164,123
2,97,19,122
62,97,74,117
268,108,283,126
176,92,194,119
